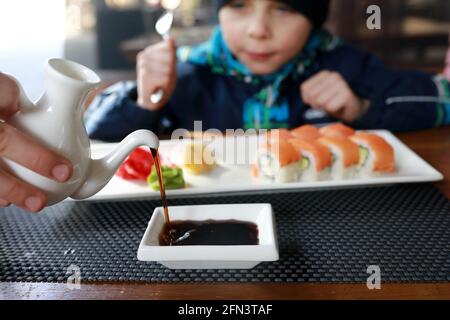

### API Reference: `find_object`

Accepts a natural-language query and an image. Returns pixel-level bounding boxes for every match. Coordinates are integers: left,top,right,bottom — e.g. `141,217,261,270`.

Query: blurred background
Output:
0,0,449,101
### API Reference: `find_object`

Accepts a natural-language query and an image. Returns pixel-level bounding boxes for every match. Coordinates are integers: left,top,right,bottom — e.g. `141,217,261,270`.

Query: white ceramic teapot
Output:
3,58,159,206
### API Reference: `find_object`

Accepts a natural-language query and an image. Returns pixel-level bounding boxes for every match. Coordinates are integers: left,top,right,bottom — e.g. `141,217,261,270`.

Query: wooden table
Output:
1,126,450,300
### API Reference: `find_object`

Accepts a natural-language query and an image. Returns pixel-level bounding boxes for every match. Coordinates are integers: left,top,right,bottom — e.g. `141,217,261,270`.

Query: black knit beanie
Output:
214,0,330,28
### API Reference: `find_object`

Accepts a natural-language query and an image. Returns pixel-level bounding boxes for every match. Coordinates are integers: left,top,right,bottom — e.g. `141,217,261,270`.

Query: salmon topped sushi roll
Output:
255,140,300,183
350,133,395,176
263,129,292,143
289,139,332,181
318,136,359,179
319,123,356,138
291,125,321,140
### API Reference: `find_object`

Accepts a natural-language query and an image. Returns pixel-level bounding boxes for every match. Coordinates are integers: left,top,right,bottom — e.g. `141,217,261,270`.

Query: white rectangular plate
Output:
86,130,443,201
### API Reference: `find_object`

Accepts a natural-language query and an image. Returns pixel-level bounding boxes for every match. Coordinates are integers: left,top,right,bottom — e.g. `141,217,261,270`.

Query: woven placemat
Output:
1,184,449,283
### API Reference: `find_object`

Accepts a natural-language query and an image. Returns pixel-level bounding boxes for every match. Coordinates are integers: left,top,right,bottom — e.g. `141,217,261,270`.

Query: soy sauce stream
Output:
150,148,259,247
150,148,170,226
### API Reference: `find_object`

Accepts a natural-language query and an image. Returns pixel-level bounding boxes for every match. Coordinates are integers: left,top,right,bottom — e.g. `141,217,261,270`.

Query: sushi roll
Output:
319,123,356,138
350,133,395,176
263,129,292,143
255,140,300,183
291,125,322,140
289,139,332,181
318,136,360,179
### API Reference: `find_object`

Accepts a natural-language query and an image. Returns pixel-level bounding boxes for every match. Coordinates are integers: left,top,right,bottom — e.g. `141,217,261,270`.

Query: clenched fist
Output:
137,38,177,111
301,71,369,122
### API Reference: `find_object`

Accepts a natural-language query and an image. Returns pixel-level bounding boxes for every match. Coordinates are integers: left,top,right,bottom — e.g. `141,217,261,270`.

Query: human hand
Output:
0,73,73,212
136,38,177,111
301,71,369,122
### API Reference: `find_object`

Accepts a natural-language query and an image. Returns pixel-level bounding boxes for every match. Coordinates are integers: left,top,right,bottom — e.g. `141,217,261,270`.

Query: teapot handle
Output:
71,129,160,200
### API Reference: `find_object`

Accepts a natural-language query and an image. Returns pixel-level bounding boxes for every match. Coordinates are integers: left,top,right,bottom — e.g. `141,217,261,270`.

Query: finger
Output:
0,73,20,119
139,38,176,71
144,39,175,53
139,63,173,88
341,107,357,123
0,198,10,207
323,91,349,115
0,169,46,212
137,73,170,108
339,97,365,123
156,37,177,57
137,83,148,103
143,62,174,77
137,57,175,91
304,73,342,105
301,71,331,91
314,82,348,107
166,36,177,51
138,51,175,70
136,53,147,99
301,71,333,98
138,75,171,103
142,41,176,63
0,123,73,183
137,68,170,93
137,69,156,107
167,37,177,66
144,39,177,61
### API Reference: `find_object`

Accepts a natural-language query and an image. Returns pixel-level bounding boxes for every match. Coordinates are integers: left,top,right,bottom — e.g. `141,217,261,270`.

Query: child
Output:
85,0,450,142
0,72,73,212
445,33,450,81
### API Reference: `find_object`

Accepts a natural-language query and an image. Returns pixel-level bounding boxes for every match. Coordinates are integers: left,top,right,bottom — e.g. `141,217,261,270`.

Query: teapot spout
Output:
71,130,160,200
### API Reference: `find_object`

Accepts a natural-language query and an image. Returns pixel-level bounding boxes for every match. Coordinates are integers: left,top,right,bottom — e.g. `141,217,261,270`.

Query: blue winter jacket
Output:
85,43,450,142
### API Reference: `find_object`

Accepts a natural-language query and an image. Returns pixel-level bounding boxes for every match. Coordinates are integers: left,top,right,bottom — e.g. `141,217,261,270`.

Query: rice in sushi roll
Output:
318,136,360,179
319,123,356,139
254,140,300,183
289,139,332,181
350,133,395,176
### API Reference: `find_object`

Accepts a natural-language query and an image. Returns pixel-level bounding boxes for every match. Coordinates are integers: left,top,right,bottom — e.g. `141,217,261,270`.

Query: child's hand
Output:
301,71,369,122
0,73,73,213
136,38,177,111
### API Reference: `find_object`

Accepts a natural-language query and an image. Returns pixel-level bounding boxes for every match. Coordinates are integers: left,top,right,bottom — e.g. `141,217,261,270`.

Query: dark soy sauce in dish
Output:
159,220,259,246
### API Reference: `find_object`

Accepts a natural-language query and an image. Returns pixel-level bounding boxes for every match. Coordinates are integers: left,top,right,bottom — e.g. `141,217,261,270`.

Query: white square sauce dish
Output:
137,203,279,269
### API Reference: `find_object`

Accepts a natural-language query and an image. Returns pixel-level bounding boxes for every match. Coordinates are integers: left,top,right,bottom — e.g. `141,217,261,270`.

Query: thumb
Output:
166,37,177,61
166,36,177,50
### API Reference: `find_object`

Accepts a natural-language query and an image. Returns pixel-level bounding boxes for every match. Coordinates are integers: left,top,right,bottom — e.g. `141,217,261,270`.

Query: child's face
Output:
219,0,313,75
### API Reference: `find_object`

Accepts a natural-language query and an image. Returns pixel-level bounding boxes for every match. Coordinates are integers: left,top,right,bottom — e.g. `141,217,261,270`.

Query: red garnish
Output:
116,147,154,181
